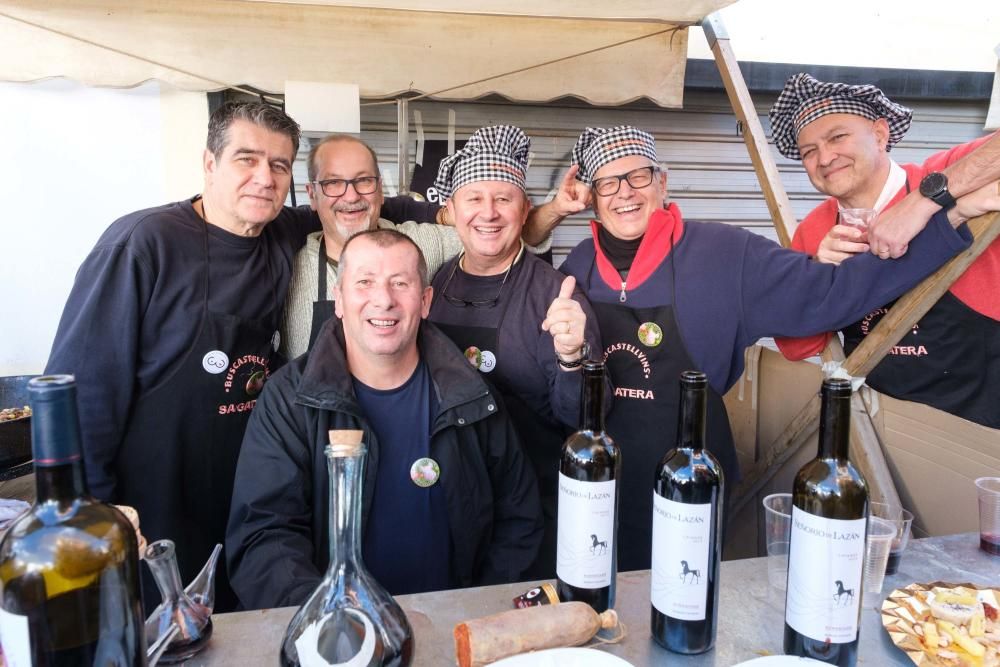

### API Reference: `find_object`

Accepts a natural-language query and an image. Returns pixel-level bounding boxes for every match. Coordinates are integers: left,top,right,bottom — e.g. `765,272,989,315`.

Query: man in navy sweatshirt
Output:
559,125,995,572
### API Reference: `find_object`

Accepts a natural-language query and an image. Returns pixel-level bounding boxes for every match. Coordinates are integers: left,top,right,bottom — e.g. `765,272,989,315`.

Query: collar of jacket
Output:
294,318,498,431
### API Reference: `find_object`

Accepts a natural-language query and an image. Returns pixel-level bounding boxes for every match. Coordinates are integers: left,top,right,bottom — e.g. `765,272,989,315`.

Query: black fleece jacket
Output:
226,318,543,610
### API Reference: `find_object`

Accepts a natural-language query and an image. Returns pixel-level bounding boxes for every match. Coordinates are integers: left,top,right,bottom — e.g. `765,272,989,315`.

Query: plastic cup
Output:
869,502,913,575
976,477,1000,555
840,207,876,234
862,516,897,594
763,493,793,592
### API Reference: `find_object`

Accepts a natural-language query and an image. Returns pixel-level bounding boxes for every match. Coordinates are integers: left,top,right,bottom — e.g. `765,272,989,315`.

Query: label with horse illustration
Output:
556,474,616,590
785,507,866,643
650,494,711,621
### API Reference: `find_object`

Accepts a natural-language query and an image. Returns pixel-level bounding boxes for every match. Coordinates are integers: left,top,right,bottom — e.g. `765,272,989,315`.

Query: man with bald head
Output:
771,73,1000,427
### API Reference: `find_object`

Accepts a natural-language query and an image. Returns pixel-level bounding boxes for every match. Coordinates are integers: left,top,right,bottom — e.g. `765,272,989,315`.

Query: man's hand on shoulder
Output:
815,224,870,265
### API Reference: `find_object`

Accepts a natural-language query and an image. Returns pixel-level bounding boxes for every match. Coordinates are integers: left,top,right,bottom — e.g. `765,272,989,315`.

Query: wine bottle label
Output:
650,494,712,621
785,506,866,643
556,473,615,589
0,606,32,667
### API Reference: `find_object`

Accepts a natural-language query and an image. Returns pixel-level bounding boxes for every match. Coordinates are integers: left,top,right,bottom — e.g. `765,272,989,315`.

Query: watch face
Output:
920,171,947,197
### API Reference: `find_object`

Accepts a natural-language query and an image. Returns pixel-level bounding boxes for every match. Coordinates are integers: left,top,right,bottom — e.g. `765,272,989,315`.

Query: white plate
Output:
490,647,634,666
732,657,832,666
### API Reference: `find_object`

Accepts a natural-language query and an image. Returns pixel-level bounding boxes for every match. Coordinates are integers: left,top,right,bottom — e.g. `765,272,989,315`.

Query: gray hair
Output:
206,102,301,158
338,229,429,288
307,134,380,183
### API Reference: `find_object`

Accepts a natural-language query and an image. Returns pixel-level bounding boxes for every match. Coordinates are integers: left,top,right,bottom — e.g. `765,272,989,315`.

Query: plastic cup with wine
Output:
976,477,1000,555
868,502,913,576
839,208,876,241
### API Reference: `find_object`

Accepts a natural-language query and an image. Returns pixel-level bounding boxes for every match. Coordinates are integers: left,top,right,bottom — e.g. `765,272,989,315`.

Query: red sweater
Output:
776,132,1000,361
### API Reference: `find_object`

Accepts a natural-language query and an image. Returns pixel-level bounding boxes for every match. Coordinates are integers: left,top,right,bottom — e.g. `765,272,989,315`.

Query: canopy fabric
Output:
0,0,736,106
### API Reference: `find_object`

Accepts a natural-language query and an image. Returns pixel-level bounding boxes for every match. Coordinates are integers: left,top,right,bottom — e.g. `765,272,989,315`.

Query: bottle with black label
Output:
784,378,868,666
556,360,621,613
650,370,723,654
0,375,146,666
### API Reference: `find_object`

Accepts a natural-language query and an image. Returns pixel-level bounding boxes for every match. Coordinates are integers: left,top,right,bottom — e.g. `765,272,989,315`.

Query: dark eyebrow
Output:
232,147,291,169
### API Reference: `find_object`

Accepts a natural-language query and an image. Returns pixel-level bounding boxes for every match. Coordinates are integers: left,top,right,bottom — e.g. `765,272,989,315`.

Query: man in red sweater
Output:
771,73,1000,427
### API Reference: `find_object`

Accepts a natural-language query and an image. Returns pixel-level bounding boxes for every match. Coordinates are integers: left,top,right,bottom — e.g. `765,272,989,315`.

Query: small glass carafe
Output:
143,539,220,663
280,438,414,666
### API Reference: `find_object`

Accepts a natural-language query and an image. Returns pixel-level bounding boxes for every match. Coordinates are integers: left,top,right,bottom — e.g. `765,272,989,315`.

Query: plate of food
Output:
882,582,1000,666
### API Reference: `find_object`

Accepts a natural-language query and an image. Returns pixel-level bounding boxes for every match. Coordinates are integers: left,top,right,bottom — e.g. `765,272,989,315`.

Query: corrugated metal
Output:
291,90,991,267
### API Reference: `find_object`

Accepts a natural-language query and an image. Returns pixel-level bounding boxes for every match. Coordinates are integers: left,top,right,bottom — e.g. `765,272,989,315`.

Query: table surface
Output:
188,532,999,666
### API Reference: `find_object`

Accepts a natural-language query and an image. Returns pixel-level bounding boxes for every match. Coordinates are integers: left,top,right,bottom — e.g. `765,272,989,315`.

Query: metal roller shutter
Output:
290,90,990,267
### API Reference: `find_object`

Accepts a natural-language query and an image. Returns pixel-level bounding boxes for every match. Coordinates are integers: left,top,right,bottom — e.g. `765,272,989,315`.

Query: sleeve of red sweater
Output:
773,210,835,360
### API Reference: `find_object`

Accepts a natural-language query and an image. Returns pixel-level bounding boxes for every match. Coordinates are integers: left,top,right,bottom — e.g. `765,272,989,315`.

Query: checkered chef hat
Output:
434,125,530,199
769,73,913,160
571,126,658,185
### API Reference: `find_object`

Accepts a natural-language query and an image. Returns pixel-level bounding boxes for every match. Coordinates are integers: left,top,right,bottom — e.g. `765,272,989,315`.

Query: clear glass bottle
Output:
143,539,220,663
280,439,413,666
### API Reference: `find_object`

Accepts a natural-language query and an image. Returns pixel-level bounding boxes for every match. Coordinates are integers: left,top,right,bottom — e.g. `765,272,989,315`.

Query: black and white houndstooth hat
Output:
434,125,530,199
769,73,913,160
571,126,659,185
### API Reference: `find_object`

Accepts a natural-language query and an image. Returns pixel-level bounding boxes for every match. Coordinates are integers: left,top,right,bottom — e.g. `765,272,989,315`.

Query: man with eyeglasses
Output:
281,133,586,360
427,125,603,579
559,125,991,571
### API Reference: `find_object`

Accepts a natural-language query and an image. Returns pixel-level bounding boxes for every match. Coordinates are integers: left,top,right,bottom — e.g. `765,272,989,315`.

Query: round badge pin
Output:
478,350,497,373
202,350,229,374
464,346,482,369
638,322,663,348
410,457,440,488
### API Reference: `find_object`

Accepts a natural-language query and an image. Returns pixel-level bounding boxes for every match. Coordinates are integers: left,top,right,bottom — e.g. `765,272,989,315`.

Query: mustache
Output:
333,202,371,213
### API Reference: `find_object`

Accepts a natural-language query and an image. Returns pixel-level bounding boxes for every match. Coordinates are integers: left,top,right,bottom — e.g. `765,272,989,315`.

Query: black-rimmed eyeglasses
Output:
312,176,380,198
592,166,659,197
440,259,513,309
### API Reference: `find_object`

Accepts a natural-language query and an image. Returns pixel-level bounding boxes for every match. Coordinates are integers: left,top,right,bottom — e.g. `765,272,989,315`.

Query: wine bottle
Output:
783,378,868,666
651,370,723,654
556,360,621,613
0,375,146,666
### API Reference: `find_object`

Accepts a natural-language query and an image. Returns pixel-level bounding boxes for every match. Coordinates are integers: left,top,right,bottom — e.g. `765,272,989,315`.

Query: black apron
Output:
430,265,570,580
843,291,1000,427
836,183,1000,428
114,221,283,614
307,237,336,350
586,231,738,573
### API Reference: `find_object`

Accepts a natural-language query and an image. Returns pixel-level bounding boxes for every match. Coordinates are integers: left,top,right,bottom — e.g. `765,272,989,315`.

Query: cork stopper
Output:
327,429,365,457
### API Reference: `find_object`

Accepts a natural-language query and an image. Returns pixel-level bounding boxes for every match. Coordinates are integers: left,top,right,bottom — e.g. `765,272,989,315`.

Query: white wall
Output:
0,79,206,376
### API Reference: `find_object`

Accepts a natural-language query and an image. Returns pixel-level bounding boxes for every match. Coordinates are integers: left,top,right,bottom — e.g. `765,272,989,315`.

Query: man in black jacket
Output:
226,228,543,609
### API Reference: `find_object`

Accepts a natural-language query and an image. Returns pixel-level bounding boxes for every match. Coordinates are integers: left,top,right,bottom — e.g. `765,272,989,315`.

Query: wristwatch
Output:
919,172,957,210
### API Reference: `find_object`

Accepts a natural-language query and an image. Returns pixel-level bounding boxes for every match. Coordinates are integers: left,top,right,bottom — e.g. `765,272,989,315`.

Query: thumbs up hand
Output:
542,275,587,368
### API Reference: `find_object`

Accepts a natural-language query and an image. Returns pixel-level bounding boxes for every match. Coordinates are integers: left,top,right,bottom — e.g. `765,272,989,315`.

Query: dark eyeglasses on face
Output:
313,176,380,198
592,166,659,197
440,259,513,309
